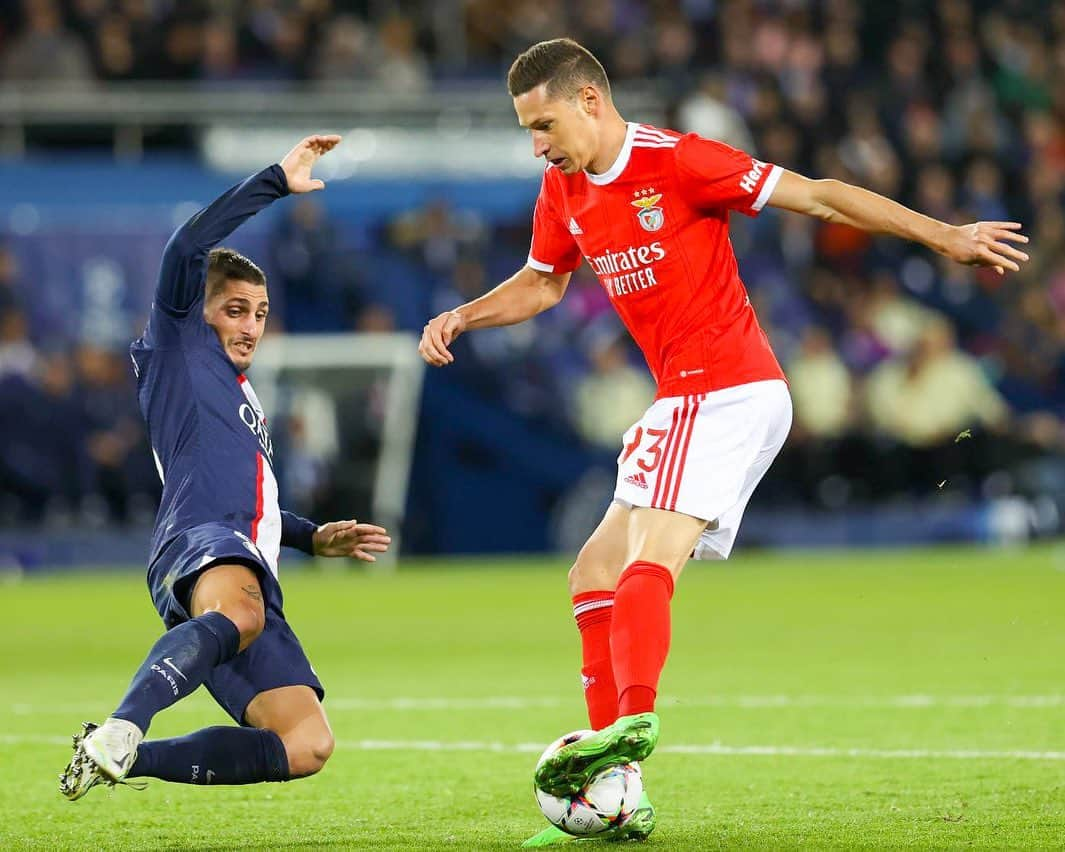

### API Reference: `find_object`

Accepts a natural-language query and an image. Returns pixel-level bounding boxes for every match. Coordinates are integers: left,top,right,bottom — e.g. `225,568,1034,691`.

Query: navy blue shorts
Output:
146,522,324,725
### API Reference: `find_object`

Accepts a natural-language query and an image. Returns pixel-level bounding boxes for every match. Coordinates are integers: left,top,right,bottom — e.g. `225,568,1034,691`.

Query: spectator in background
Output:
2,0,94,83
0,309,37,380
652,14,697,92
91,12,136,80
373,15,429,93
677,72,755,152
74,342,155,524
961,157,1009,223
821,19,865,98
390,199,485,275
311,14,371,83
899,102,946,172
865,318,1010,494
0,243,24,326
911,163,958,224
0,350,86,522
781,325,865,506
865,270,937,357
0,245,34,380
67,0,108,38
158,14,203,80
839,100,900,197
786,326,854,443
354,303,397,333
200,17,240,82
272,197,364,333
838,295,893,374
241,2,318,80
881,24,933,116
573,328,655,451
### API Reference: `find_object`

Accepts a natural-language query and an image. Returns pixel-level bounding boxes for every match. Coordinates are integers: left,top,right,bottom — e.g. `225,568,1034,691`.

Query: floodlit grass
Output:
1,545,1063,849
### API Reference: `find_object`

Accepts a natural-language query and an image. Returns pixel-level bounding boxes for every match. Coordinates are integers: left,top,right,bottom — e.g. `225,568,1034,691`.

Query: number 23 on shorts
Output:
621,426,670,472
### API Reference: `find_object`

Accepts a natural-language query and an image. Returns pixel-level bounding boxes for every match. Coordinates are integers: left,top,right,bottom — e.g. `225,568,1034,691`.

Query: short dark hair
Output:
205,247,266,301
507,38,611,101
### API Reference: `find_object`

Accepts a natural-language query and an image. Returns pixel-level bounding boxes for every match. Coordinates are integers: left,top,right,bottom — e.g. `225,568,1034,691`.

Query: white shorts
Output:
613,379,792,560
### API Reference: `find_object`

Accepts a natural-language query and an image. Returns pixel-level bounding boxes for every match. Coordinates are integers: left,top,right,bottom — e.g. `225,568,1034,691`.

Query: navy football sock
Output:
112,611,241,735
128,726,289,784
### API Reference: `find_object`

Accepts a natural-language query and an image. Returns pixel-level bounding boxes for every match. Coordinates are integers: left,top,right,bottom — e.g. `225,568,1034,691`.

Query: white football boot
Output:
59,719,146,801
83,717,144,782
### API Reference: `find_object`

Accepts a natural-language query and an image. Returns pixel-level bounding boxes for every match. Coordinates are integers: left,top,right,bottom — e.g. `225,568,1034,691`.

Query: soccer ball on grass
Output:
533,730,643,837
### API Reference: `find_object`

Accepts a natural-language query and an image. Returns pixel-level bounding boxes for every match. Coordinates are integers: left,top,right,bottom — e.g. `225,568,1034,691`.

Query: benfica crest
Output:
631,190,664,232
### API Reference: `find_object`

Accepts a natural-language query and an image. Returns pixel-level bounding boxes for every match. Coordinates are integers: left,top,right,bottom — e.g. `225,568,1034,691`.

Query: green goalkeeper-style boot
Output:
534,713,660,798
521,825,573,847
521,792,657,846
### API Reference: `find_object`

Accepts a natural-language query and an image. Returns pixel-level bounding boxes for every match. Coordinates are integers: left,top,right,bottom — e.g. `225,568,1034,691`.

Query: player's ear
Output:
580,85,598,115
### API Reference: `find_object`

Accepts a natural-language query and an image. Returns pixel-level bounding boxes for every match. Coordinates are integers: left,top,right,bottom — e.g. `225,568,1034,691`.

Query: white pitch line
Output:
343,741,1065,761
330,695,1065,710
663,695,1065,709
4,734,1063,761
658,743,1065,761
8,694,1065,716
328,697,565,711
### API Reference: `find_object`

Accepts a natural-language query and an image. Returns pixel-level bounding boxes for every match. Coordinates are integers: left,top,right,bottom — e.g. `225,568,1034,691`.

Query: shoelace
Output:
104,775,148,792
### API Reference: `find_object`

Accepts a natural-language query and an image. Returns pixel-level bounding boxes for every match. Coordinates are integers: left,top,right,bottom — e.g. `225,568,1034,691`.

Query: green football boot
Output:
521,825,573,847
610,791,656,841
534,713,660,798
521,792,657,846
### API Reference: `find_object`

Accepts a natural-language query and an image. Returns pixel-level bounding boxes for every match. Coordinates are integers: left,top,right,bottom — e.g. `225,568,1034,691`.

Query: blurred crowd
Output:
0,240,159,525
2,0,1065,524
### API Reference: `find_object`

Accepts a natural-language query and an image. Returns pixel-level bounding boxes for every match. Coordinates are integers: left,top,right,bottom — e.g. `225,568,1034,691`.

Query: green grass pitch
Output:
1,545,1063,849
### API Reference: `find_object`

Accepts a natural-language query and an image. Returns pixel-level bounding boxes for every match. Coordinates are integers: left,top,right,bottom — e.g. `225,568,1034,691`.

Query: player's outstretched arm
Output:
767,170,1030,275
418,264,571,366
155,134,342,315
312,520,391,562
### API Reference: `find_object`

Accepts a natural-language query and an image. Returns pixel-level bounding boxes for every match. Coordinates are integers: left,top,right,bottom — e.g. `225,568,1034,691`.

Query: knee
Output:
284,730,335,778
189,565,266,651
214,600,265,650
568,542,617,596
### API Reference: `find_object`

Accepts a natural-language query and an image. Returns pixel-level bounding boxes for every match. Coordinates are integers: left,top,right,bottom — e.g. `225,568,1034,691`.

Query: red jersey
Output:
529,122,786,399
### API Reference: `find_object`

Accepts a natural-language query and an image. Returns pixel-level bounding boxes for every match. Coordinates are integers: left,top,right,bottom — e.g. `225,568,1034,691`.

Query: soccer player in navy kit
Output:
59,134,392,799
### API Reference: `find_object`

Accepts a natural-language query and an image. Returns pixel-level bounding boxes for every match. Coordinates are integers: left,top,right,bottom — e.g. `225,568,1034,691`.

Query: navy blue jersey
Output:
130,165,312,577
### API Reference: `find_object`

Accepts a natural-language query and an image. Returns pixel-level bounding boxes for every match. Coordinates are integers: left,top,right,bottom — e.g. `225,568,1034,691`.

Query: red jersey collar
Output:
585,122,639,186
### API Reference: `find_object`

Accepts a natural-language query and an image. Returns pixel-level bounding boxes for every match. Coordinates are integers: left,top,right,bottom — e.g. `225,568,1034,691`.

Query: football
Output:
533,730,643,836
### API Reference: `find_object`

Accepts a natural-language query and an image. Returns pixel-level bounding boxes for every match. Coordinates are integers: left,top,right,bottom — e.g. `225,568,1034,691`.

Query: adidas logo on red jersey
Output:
624,471,649,489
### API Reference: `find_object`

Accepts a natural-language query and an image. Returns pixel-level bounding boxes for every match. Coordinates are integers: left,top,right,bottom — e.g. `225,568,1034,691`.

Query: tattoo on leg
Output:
241,584,263,602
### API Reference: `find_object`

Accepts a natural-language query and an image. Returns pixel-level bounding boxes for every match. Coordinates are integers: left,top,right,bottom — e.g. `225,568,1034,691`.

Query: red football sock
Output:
611,561,675,717
572,591,618,730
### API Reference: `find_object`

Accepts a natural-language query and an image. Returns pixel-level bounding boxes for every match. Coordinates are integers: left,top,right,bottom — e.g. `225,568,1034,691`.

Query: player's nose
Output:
532,134,550,158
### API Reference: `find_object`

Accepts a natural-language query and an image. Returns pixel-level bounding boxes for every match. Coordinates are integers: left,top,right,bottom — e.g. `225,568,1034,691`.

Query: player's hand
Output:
942,221,1029,275
418,310,467,366
280,134,341,194
313,520,391,562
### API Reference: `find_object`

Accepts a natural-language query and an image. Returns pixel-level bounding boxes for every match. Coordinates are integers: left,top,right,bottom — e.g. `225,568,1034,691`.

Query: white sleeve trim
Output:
527,255,555,273
751,164,783,213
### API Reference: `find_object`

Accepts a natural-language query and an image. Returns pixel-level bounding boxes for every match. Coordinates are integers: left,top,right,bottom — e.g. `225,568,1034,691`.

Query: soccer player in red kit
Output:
419,39,1030,844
